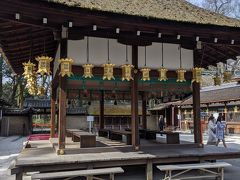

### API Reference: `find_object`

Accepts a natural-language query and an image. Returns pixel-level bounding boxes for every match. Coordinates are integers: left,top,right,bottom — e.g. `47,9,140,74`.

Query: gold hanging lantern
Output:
22,60,35,79
82,64,94,78
59,58,74,77
233,106,238,113
184,110,187,115
192,67,202,83
27,71,38,95
224,107,227,114
213,75,221,86
158,67,168,81
37,86,45,96
206,108,209,114
83,37,94,79
140,47,151,81
223,70,232,83
102,63,115,80
176,68,186,82
140,67,151,81
121,64,134,81
35,56,53,75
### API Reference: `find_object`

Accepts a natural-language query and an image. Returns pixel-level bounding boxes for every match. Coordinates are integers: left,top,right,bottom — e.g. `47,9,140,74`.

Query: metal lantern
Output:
158,67,168,81
224,107,227,114
82,64,94,78
102,63,115,80
140,67,151,81
206,108,209,114
37,86,45,96
213,75,221,86
192,67,202,83
176,68,186,82
22,60,35,79
223,70,232,83
121,64,134,81
35,56,53,75
234,106,238,113
184,110,187,115
59,58,74,77
27,72,38,95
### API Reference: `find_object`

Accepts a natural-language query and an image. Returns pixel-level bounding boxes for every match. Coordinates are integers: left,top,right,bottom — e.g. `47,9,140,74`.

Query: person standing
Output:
216,113,227,148
207,114,216,145
159,115,165,131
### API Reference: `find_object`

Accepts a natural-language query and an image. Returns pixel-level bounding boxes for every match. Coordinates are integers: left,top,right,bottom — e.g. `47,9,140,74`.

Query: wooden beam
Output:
4,41,56,52
131,45,139,149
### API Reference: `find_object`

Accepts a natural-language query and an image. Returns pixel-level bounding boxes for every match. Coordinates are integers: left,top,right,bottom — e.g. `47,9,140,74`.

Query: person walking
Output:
207,114,216,145
216,113,227,148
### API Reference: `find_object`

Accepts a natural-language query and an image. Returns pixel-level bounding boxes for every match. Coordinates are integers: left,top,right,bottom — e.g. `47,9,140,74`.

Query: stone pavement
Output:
0,136,27,180
0,134,240,180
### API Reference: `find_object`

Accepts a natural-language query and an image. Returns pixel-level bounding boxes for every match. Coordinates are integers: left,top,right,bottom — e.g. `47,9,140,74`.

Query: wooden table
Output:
110,130,132,145
72,132,96,148
145,130,180,144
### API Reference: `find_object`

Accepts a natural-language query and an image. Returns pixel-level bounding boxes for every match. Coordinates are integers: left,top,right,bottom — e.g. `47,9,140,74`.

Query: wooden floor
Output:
15,136,240,176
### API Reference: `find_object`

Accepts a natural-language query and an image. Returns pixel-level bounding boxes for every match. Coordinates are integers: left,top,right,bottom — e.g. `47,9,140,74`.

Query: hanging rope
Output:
179,44,182,68
161,42,164,67
126,45,128,63
107,39,110,63
86,37,89,63
145,46,147,66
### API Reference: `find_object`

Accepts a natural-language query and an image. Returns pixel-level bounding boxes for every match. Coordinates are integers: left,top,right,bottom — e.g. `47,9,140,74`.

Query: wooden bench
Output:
66,129,83,138
31,167,124,180
110,130,132,145
72,131,96,148
157,162,231,180
98,129,111,138
145,130,180,144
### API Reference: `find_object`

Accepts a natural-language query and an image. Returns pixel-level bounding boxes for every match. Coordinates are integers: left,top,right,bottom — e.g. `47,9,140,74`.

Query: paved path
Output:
1,134,240,180
0,136,27,180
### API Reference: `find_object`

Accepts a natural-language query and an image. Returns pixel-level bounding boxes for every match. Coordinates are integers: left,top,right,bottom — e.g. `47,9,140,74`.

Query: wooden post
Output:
99,90,104,129
131,45,139,149
50,88,56,138
58,28,68,154
146,160,153,180
193,47,202,145
142,92,147,129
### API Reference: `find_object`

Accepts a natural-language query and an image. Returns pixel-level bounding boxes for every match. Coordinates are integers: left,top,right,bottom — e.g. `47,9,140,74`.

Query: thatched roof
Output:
46,0,240,27
181,83,240,105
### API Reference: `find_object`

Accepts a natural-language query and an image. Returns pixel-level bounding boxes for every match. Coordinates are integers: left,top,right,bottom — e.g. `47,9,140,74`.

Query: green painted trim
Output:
68,75,191,85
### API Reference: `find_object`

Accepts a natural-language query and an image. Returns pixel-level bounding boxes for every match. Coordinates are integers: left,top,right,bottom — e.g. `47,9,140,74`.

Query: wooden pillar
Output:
50,88,56,138
142,92,147,129
58,29,68,154
193,47,202,145
131,45,139,149
99,90,104,129
146,160,153,180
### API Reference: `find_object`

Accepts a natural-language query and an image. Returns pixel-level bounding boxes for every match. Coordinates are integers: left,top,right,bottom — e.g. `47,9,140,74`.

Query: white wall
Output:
66,116,88,130
54,37,193,73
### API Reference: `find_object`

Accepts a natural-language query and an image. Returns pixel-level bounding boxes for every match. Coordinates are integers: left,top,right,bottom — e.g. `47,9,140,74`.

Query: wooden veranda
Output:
1,0,240,179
